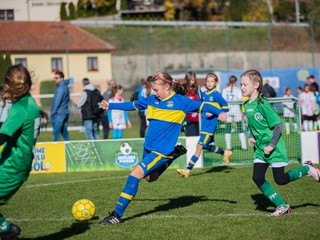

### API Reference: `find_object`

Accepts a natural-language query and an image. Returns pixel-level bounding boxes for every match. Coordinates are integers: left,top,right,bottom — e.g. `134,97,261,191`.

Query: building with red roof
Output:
0,21,115,96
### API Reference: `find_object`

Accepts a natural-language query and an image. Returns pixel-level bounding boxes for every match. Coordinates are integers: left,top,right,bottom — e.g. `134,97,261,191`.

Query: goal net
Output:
203,97,301,166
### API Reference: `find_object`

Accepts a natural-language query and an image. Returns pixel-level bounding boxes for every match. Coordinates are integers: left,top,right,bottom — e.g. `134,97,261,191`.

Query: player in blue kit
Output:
177,72,231,178
99,71,227,224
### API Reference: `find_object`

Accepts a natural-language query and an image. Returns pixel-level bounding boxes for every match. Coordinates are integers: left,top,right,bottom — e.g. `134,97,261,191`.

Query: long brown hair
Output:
150,72,189,96
240,69,264,103
184,71,198,92
3,64,32,104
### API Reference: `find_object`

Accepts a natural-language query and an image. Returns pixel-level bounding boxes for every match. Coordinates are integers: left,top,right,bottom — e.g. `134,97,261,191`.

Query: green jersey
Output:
244,97,287,164
0,94,41,181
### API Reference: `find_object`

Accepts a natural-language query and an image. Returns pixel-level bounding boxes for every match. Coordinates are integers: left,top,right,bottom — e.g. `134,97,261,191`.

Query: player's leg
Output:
0,174,23,239
236,121,247,150
100,156,147,225
177,133,208,177
284,117,290,135
224,122,232,150
252,162,290,216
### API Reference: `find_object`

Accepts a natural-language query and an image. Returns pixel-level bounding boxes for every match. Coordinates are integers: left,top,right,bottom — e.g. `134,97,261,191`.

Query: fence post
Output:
310,17,315,68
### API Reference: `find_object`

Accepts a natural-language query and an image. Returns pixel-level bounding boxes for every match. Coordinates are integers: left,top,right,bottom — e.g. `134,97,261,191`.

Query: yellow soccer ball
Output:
72,199,96,221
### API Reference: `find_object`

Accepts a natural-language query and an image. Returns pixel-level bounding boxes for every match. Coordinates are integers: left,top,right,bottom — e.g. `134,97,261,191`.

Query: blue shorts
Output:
138,148,174,177
198,132,214,148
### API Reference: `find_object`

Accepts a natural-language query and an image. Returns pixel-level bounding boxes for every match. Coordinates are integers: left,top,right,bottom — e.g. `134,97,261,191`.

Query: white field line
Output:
23,176,127,188
10,212,320,222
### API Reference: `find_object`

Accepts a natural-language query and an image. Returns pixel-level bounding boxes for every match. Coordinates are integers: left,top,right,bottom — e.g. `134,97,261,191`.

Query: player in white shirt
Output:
222,75,247,150
282,88,297,134
299,84,315,131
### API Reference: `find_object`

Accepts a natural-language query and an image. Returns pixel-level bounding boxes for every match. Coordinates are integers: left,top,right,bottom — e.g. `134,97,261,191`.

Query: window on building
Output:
0,10,14,21
51,58,62,72
87,57,98,71
15,58,27,68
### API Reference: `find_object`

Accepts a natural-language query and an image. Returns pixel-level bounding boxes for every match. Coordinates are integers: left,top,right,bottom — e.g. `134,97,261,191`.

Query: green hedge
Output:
40,80,56,110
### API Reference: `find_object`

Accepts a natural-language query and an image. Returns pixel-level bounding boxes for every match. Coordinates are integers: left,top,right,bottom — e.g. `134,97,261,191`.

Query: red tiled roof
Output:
0,21,116,53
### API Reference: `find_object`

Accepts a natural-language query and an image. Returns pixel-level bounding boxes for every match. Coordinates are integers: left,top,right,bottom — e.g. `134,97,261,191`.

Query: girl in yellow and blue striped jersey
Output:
177,73,231,178
99,71,227,225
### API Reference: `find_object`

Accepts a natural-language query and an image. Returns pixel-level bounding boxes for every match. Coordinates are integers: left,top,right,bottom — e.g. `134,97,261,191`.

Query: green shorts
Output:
0,172,24,204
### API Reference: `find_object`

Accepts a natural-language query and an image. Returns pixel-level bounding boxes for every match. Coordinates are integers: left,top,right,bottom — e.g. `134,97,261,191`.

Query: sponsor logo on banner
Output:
32,147,51,172
115,142,138,168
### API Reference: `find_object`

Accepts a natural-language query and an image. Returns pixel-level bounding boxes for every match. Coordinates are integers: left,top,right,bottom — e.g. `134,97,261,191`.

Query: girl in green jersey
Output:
240,69,320,217
0,65,41,239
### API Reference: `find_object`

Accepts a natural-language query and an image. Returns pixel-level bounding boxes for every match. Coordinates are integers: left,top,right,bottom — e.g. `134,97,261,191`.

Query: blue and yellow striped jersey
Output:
109,92,223,155
200,88,229,133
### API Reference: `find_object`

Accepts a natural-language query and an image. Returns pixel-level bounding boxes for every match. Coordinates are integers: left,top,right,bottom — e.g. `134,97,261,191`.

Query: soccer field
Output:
4,164,319,239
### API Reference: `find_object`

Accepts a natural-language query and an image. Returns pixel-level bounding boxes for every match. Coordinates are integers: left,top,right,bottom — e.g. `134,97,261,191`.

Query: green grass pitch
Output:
3,164,319,239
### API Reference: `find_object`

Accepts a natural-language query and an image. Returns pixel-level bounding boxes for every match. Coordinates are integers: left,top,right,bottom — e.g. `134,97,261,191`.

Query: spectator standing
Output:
77,78,103,140
0,85,12,128
101,79,117,139
51,71,71,141
183,71,200,136
108,85,132,139
299,84,315,131
261,79,277,98
306,75,319,93
222,75,247,150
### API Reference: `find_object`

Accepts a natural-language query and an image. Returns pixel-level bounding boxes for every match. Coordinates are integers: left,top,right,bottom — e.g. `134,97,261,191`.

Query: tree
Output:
243,0,269,22
306,0,320,38
69,2,76,19
77,0,86,17
60,2,68,20
93,0,117,16
164,0,175,20
224,0,249,21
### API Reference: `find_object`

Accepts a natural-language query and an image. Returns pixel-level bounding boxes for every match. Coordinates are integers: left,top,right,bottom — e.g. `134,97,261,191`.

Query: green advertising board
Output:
65,138,187,172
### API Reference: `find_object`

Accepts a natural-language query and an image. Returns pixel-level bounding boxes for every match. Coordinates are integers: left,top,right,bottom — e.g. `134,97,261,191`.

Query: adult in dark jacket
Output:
51,71,71,141
261,79,277,98
77,78,103,140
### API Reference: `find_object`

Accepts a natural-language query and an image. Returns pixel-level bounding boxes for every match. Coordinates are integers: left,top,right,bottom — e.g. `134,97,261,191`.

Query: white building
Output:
0,0,77,21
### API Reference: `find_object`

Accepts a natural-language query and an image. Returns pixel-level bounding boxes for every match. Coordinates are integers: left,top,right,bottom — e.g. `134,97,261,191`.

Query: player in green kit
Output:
0,64,41,239
240,69,320,216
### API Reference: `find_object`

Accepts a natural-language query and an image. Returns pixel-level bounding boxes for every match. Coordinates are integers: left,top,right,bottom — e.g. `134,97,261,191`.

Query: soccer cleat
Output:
99,211,122,225
176,168,190,178
0,223,21,240
268,205,291,217
223,150,232,165
172,144,187,159
303,160,320,182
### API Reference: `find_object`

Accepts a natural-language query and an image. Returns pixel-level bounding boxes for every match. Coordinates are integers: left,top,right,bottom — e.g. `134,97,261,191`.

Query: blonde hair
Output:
240,69,264,103
3,64,32,104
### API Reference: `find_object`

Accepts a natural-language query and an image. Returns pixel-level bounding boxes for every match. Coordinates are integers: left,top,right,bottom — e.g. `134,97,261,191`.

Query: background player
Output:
176,72,230,177
222,75,247,150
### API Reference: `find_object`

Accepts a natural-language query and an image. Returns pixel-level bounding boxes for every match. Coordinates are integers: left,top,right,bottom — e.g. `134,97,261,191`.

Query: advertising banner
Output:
65,138,187,172
31,142,66,174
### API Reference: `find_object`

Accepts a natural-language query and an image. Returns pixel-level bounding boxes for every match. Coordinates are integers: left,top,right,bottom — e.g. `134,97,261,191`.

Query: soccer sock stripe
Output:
187,155,198,170
115,175,139,217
